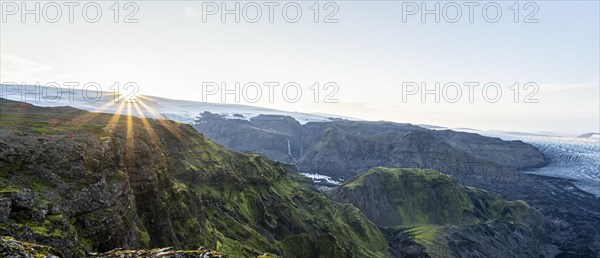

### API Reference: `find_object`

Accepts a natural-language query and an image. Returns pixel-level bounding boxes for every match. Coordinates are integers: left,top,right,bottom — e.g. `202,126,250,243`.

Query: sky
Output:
1,1,599,135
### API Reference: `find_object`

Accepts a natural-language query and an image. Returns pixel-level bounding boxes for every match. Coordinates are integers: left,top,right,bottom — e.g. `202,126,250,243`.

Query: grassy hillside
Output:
330,167,558,258
0,99,388,257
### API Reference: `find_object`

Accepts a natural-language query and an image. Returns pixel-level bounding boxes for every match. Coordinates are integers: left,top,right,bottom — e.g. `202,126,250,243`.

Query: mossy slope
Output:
329,167,558,258
0,99,388,257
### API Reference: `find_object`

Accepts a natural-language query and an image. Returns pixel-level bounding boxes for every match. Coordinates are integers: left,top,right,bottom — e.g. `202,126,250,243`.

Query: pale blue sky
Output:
1,1,598,134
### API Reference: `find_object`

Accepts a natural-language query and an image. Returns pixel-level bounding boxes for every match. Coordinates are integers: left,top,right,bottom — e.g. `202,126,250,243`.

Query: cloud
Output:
0,53,55,82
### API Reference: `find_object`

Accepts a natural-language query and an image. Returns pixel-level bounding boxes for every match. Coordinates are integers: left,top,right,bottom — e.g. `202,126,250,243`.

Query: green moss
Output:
80,237,93,250
0,158,23,177
139,228,151,247
193,185,220,197
0,185,20,193
334,167,548,258
31,127,51,135
404,225,441,244
46,214,64,223
343,176,365,190
30,179,54,195
26,221,64,238
79,124,110,137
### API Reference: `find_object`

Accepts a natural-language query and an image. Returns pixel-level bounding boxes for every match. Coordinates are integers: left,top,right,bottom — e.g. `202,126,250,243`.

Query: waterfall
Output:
287,138,297,162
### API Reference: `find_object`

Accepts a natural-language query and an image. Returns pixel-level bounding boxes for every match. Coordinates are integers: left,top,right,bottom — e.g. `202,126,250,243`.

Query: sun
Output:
121,91,140,103
67,93,186,152
112,83,142,103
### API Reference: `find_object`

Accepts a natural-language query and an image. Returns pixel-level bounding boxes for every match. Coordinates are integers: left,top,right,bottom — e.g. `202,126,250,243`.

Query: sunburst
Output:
132,102,160,146
65,95,190,161
135,96,188,142
66,99,118,126
124,102,136,167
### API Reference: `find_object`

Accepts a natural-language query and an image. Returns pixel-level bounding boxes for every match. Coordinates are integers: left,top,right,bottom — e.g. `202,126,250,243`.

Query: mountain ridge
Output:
0,98,388,257
329,167,559,258
193,113,547,183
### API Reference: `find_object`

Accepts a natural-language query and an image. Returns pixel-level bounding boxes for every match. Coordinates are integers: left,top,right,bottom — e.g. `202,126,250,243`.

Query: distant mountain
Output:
329,167,558,258
0,86,334,124
415,124,447,130
578,132,600,139
193,113,547,182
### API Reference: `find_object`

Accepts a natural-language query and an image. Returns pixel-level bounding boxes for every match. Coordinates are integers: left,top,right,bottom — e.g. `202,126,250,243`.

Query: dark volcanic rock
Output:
472,175,600,258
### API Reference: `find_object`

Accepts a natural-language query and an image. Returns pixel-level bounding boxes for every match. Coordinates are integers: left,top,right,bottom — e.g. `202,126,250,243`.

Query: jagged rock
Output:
0,199,10,223
31,204,48,223
383,230,429,258
48,204,62,215
13,188,36,210
0,236,65,258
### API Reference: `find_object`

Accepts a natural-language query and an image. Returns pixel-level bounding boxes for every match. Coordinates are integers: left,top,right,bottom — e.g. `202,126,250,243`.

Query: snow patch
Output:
300,173,343,186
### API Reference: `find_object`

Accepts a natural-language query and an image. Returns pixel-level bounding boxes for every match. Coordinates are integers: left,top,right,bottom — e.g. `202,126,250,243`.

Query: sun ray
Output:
136,95,156,103
106,101,127,130
124,102,136,168
136,98,188,142
126,103,134,140
133,102,161,146
66,99,118,126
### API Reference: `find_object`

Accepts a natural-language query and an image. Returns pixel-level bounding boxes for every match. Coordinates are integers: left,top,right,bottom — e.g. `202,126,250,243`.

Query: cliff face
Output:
194,113,307,163
193,115,547,182
329,167,559,258
0,99,388,258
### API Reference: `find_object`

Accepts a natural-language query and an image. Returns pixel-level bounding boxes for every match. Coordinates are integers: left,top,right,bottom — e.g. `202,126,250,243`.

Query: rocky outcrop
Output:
90,246,229,257
329,167,559,258
0,236,238,258
0,99,388,258
1,236,64,257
